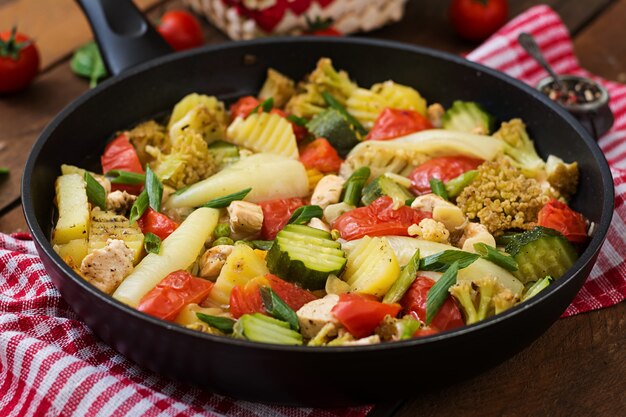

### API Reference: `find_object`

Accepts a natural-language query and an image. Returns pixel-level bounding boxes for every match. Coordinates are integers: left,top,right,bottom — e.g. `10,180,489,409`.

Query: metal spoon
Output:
518,32,566,92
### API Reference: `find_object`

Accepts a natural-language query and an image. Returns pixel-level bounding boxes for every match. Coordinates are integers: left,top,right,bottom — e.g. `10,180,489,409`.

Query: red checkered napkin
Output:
467,5,626,316
2,5,626,417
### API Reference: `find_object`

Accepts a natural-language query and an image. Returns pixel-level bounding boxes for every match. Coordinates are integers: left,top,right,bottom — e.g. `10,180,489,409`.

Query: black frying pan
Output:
21,0,614,406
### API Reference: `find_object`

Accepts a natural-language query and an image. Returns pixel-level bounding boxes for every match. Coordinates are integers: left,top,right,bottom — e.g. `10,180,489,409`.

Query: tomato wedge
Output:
258,197,306,240
137,208,179,240
366,108,432,141
408,156,483,195
401,276,464,332
332,293,401,339
137,270,213,321
298,138,343,173
333,196,431,241
101,134,144,194
538,199,588,243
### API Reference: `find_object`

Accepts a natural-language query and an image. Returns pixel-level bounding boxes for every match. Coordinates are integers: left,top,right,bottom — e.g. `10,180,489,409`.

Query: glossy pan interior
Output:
22,37,614,405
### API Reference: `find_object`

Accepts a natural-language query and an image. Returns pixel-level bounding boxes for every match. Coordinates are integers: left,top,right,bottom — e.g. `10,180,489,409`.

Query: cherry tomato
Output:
258,197,306,240
408,156,483,195
101,134,145,194
137,270,213,321
0,28,40,94
137,208,179,240
449,0,509,42
332,293,401,339
366,108,432,141
303,17,341,36
157,10,204,51
401,277,464,332
538,199,587,243
333,196,431,241
298,138,343,173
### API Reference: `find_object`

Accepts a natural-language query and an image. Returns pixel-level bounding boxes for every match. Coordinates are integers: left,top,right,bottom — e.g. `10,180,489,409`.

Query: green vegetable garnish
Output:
473,242,518,271
129,190,148,224
105,170,145,185
425,261,459,325
196,313,236,334
70,41,108,88
203,188,252,208
250,240,274,251
342,166,370,206
420,250,479,272
445,170,478,198
83,172,106,210
260,286,300,331
383,249,420,304
322,91,368,136
145,166,163,213
429,178,449,201
286,114,308,127
287,205,323,225
249,97,274,115
144,232,162,254
522,276,553,301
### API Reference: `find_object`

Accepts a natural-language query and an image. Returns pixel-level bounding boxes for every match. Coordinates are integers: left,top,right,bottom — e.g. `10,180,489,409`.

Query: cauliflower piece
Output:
125,120,169,166
545,155,579,199
456,158,557,235
148,130,216,189
106,190,137,215
448,276,519,325
199,245,234,280
427,103,445,128
168,97,228,144
79,239,134,294
408,218,450,243
258,68,296,108
411,193,467,231
310,175,345,209
308,217,331,233
458,222,496,253
492,118,545,179
227,201,264,239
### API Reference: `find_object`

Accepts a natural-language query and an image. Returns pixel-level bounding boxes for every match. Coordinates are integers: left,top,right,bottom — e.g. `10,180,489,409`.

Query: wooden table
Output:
1,1,625,415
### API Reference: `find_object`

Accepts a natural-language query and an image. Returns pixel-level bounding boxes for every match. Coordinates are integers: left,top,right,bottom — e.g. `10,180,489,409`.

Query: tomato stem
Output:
0,26,31,60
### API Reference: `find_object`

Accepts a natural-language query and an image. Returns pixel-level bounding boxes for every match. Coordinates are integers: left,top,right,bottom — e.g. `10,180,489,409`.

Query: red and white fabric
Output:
1,5,625,416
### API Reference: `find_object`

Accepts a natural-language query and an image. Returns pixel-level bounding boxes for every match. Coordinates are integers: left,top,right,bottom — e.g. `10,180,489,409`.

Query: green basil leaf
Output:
196,313,236,334
143,232,162,254
429,178,449,201
250,240,274,251
202,188,252,208
425,261,459,325
70,41,108,88
473,242,518,271
420,250,479,272
129,190,149,224
105,170,145,185
322,91,368,136
287,205,323,225
83,172,106,210
145,166,163,212
260,286,300,331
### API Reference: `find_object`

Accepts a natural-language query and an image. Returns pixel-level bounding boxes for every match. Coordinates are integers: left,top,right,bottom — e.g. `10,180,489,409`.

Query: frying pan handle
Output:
76,0,173,76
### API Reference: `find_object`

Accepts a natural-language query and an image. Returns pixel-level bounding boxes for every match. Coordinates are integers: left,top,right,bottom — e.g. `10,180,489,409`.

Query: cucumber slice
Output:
266,224,347,290
208,140,240,167
235,313,303,345
361,175,413,206
442,101,495,134
505,226,578,283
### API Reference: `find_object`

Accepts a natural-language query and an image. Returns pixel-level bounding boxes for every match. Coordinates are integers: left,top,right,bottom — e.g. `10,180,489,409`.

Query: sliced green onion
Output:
522,276,553,301
248,97,274,115
196,312,236,334
286,114,308,126
260,286,300,331
342,166,370,206
429,178,449,201
420,250,478,272
397,317,421,340
250,240,274,251
144,232,162,254
84,172,106,210
383,249,420,304
129,190,149,224
445,170,478,198
213,223,231,238
212,237,234,246
473,242,518,271
203,188,252,208
322,91,368,136
104,170,145,185
287,205,323,225
145,166,163,212
425,261,459,325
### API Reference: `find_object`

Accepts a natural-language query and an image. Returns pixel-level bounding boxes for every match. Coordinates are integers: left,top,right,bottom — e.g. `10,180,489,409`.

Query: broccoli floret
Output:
148,130,216,190
545,155,579,199
493,119,546,179
285,58,357,118
125,120,169,166
258,68,296,108
449,276,518,324
456,159,558,235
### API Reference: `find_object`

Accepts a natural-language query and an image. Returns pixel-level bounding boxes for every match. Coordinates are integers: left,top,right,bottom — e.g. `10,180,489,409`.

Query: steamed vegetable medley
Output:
52,58,590,346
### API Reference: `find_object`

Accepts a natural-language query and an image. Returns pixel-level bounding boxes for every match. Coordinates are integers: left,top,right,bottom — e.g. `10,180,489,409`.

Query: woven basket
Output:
185,0,408,40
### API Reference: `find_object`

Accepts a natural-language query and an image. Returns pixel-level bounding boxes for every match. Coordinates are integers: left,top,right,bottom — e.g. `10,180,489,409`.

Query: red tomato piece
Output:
365,108,432,141
333,196,431,241
332,293,401,339
449,0,509,42
538,199,588,243
157,10,204,51
0,28,40,94
101,134,144,194
230,279,265,319
137,270,213,321
298,138,343,173
401,277,464,332
264,274,318,311
408,156,483,195
258,197,306,240
270,108,310,142
137,208,179,240
230,96,260,119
